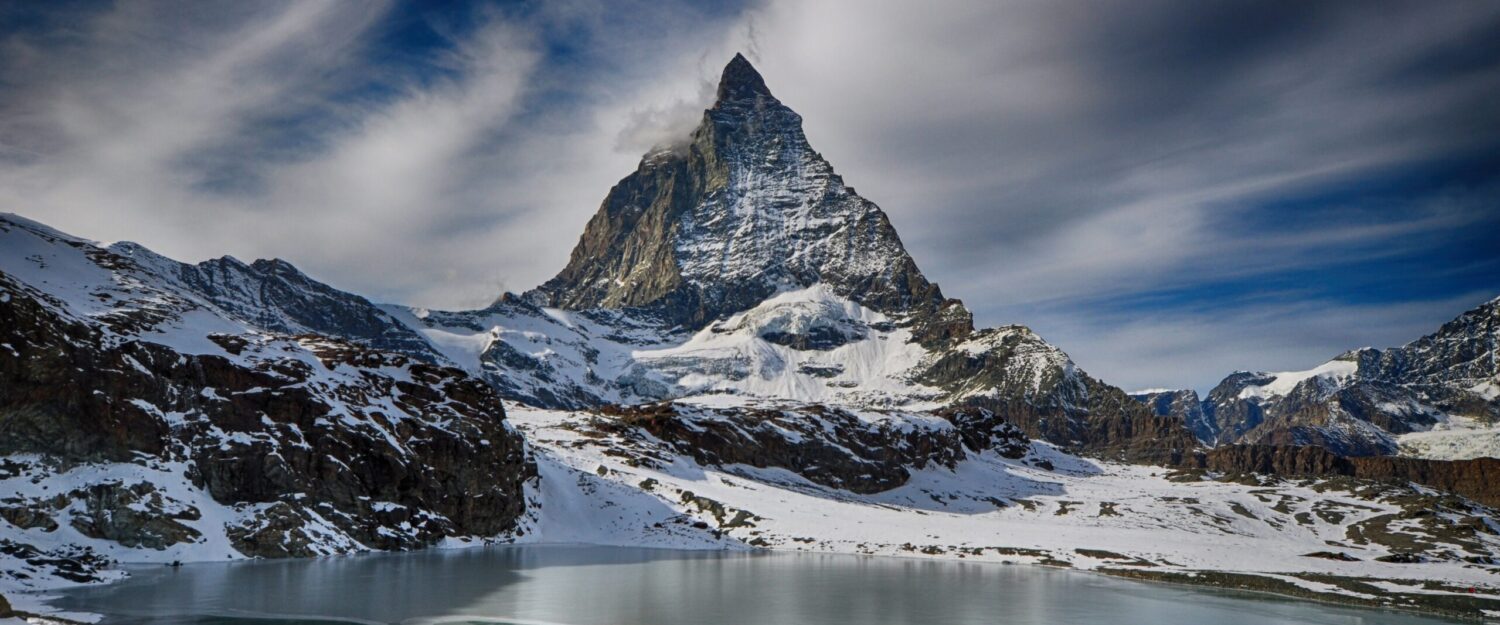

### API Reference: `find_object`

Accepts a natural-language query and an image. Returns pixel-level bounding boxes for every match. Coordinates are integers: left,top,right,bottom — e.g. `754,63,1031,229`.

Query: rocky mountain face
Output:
0,214,531,587
1136,298,1498,457
528,54,959,345
408,55,1198,463
1130,389,1214,444
921,327,1199,464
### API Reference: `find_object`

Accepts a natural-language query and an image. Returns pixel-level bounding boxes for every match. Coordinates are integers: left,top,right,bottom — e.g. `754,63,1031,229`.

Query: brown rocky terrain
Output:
1200,444,1500,507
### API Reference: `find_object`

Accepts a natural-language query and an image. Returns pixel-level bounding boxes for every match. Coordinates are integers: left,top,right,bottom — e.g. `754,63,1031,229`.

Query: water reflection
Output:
48,546,1459,625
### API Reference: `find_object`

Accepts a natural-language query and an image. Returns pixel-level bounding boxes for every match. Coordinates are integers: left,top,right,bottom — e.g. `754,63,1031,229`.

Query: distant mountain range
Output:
1134,297,1499,457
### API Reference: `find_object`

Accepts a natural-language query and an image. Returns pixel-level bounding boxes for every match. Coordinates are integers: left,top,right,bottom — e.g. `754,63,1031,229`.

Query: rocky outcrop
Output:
68,482,202,549
1203,372,1275,442
1200,444,1500,507
1132,389,1215,444
592,401,1031,494
0,215,534,568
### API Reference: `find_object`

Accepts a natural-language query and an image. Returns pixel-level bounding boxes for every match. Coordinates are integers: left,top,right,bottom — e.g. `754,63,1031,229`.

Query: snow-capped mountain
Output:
0,214,530,587
1137,297,1499,457
528,54,956,343
395,55,1198,463
5,55,1500,619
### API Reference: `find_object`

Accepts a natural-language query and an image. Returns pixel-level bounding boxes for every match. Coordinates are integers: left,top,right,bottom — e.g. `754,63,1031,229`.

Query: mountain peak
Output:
529,53,963,343
716,53,772,102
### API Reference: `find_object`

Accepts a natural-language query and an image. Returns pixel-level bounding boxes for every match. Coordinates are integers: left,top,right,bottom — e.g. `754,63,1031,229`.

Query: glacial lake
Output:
43,545,1462,625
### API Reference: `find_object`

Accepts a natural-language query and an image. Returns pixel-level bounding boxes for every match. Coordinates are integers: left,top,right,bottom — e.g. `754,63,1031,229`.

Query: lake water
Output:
44,545,1461,625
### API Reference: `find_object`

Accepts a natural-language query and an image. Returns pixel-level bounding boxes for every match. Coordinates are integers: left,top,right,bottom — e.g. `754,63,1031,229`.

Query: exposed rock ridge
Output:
1200,444,1500,507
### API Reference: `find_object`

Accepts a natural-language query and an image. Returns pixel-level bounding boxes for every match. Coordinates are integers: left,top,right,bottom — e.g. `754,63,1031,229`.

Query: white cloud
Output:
0,0,1494,390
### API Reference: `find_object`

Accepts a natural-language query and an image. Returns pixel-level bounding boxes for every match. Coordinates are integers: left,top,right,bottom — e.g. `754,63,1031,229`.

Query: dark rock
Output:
1375,553,1424,563
1198,444,1500,507
1302,551,1360,561
0,505,59,532
796,363,844,378
595,402,1031,493
0,260,534,558
68,482,201,549
1132,389,1216,445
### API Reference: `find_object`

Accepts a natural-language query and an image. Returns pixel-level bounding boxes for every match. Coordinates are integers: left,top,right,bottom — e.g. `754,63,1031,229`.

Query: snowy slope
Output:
1235,358,1360,400
505,405,1500,618
1398,415,1500,460
388,282,1169,466
389,285,1027,409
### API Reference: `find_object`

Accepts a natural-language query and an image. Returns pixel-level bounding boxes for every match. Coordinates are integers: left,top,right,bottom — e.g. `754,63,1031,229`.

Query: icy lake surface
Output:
45,545,1463,625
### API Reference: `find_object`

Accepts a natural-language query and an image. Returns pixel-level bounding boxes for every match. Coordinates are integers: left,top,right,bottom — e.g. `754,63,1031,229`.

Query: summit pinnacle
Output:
716,53,772,102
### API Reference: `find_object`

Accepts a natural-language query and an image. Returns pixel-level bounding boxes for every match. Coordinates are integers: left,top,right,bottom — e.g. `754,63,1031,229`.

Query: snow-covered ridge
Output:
0,212,433,359
385,282,1106,420
1235,358,1360,400
1127,387,1177,395
1179,298,1499,458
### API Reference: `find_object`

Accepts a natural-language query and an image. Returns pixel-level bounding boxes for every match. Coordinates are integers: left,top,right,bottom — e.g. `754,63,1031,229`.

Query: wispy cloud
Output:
0,0,1495,389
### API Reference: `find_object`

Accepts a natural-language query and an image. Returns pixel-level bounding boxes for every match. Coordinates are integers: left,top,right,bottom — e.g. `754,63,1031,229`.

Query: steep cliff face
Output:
1131,389,1215,444
0,214,532,587
529,54,956,341
1201,444,1500,508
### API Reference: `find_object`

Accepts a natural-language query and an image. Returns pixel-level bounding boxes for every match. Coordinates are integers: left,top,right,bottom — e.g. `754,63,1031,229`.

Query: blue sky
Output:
0,0,1496,392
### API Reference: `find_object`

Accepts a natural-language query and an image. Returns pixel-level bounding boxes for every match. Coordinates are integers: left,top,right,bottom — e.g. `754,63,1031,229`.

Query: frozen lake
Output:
43,545,1462,624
